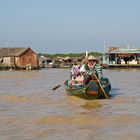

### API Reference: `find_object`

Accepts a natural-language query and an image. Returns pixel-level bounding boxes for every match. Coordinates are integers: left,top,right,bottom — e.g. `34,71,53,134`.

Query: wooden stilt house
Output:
0,47,38,70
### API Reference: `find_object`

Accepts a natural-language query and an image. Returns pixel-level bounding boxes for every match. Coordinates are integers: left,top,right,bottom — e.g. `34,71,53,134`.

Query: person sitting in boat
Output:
70,63,84,86
80,55,103,85
70,63,81,79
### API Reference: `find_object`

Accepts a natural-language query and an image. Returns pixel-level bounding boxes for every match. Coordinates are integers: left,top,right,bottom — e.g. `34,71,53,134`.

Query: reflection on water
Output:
81,100,102,110
0,69,140,140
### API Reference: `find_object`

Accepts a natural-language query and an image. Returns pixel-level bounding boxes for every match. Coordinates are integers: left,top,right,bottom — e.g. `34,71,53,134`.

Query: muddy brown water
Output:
0,69,140,140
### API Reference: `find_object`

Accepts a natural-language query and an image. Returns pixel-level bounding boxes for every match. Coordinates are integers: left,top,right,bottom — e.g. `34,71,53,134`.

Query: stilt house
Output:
0,47,38,70
103,45,140,68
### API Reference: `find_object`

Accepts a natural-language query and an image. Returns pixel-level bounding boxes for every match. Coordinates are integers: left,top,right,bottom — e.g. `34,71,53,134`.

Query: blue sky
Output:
0,0,140,54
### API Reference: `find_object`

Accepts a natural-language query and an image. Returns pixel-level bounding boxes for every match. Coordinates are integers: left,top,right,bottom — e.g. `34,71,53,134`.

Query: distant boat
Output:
64,77,111,99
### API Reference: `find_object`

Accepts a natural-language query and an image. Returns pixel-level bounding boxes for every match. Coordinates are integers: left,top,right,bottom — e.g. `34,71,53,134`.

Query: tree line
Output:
38,51,103,58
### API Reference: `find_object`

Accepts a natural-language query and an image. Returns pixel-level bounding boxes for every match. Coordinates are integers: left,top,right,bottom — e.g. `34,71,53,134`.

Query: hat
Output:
87,55,97,61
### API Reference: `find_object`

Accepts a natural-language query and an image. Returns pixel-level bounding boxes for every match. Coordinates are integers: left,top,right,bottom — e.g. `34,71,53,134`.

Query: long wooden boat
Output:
64,77,111,99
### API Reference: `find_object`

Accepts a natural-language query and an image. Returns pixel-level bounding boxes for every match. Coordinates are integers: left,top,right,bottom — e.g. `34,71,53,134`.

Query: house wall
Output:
1,57,11,66
102,54,109,65
16,49,38,69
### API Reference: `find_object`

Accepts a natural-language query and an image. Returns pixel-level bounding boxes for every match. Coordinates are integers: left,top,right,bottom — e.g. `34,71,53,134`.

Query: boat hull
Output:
65,78,111,99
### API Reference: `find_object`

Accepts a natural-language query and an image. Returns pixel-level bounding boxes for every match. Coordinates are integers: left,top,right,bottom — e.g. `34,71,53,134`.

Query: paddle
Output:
93,72,109,99
52,81,67,90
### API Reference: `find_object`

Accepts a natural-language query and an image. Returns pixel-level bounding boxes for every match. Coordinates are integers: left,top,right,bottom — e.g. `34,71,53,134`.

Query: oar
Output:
93,72,109,99
52,81,67,90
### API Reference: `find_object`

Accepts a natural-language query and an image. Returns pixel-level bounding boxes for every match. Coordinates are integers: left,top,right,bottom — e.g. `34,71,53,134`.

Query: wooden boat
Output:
64,77,111,99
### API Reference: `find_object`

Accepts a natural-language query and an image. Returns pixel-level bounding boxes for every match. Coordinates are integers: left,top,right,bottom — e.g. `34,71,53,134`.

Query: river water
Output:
0,68,140,140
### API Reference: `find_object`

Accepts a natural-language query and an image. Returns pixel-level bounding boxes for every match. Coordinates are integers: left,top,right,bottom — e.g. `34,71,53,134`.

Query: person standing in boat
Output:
80,55,103,85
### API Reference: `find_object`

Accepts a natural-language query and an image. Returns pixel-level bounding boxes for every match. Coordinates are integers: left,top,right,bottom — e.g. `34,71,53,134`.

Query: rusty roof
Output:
0,47,30,57
108,45,140,54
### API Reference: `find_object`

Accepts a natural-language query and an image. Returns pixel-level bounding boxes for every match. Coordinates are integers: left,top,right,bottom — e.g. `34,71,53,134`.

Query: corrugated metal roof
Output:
0,47,30,57
108,45,140,54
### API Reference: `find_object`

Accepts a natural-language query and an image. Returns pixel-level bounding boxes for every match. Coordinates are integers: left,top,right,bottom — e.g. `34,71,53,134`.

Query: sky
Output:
0,0,140,54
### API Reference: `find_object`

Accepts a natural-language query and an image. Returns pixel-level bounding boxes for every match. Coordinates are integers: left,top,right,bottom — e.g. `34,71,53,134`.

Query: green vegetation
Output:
38,51,103,58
